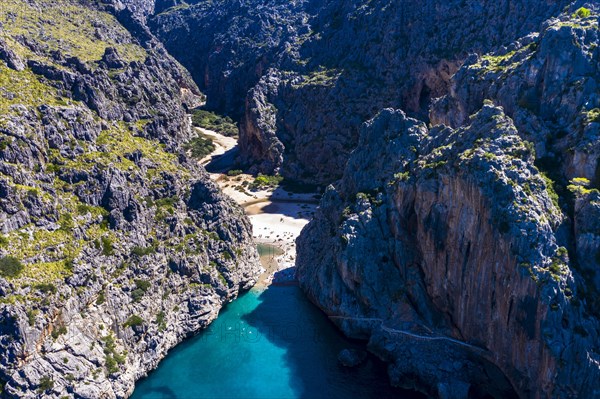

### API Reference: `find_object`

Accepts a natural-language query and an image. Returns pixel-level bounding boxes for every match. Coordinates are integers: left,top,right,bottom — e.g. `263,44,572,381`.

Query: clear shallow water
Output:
256,243,284,258
132,286,423,399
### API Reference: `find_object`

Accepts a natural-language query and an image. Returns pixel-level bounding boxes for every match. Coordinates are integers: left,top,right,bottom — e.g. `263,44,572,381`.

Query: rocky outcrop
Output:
430,3,600,183
149,0,310,116
297,105,600,398
0,1,261,398
296,6,600,397
148,0,573,184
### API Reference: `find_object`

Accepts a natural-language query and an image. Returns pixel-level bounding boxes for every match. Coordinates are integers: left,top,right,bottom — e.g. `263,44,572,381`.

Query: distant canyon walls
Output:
149,0,571,184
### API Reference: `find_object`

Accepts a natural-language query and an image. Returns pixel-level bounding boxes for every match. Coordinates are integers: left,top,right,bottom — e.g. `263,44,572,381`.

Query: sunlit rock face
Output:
149,0,572,185
298,105,600,398
0,1,261,397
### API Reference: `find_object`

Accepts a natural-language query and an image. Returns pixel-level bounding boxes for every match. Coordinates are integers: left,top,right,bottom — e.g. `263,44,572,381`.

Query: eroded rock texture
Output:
149,0,572,184
297,104,600,398
0,1,261,398
295,4,600,398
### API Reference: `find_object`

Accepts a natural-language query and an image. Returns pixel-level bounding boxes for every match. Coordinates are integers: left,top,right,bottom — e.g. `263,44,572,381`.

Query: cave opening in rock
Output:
418,80,432,118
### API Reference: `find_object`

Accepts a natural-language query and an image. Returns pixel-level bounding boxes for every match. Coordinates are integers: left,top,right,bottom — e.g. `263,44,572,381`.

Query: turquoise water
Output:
132,286,422,399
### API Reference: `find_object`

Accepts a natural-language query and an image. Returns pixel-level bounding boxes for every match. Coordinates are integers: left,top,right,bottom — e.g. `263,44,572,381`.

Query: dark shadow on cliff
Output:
241,286,426,399
205,146,239,173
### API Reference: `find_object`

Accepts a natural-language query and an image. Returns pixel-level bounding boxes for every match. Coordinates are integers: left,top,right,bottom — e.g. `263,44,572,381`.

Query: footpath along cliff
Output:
297,7,600,397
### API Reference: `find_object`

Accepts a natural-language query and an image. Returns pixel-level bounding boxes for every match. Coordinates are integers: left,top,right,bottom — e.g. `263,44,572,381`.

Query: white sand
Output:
248,200,314,269
197,127,238,165
198,127,318,286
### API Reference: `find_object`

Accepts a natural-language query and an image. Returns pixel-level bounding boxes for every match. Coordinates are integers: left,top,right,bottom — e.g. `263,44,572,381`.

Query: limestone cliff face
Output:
149,0,310,116
147,0,572,184
296,6,600,397
237,0,576,184
297,106,600,398
430,3,600,324
0,1,261,398
430,4,600,182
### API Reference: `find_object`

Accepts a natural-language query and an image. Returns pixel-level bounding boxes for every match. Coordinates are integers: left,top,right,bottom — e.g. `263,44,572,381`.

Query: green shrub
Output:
556,247,568,259
27,310,38,326
96,291,106,305
131,279,151,302
573,7,591,18
37,376,54,393
541,173,560,209
105,355,118,374
217,272,227,286
131,289,145,302
131,245,155,257
64,258,74,272
0,236,8,247
113,352,126,365
191,110,238,137
549,259,562,275
184,136,215,159
101,236,114,256
123,315,144,328
587,108,600,124
101,334,116,354
34,283,57,294
155,197,178,208
143,196,155,207
51,325,67,339
392,172,410,183
567,177,598,197
155,311,166,331
227,169,243,176
0,256,24,278
250,174,284,189
134,279,151,292
103,332,126,374
59,213,74,232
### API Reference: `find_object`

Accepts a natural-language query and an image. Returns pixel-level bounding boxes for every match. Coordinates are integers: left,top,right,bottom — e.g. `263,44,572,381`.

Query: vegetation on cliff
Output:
0,0,261,397
191,109,238,137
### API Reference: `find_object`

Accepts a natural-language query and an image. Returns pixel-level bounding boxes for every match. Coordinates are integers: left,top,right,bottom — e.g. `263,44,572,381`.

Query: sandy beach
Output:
196,126,318,287
197,127,238,164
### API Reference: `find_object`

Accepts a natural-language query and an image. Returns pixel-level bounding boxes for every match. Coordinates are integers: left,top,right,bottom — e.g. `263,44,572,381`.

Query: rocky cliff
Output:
297,103,600,398
297,4,600,397
0,1,261,398
430,2,600,320
148,0,572,184
3,0,600,398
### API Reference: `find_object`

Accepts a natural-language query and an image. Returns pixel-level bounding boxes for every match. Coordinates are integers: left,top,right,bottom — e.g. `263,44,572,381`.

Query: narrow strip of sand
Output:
195,126,318,288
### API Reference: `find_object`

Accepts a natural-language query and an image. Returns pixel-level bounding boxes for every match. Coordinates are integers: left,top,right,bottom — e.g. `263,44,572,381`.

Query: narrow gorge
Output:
1,0,600,398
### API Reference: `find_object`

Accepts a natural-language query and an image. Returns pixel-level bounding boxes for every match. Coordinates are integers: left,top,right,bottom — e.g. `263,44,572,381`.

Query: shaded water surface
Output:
132,286,424,399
